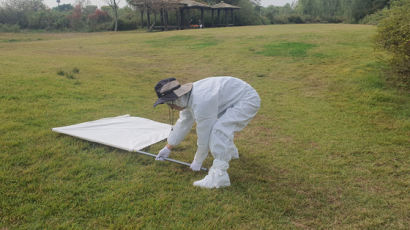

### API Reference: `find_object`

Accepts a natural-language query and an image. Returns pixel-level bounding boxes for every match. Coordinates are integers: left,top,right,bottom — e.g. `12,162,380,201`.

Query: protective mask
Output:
173,93,189,108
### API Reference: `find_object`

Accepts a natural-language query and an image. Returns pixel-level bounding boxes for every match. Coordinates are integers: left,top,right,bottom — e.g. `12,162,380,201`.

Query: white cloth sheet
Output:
52,115,172,151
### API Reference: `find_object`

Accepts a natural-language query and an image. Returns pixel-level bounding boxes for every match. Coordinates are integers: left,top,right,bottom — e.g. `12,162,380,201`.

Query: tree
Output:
67,4,85,30
105,0,120,31
296,0,390,23
0,0,47,27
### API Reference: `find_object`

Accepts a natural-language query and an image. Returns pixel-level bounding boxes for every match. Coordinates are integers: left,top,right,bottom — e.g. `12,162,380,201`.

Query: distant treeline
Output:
294,0,390,23
0,0,399,32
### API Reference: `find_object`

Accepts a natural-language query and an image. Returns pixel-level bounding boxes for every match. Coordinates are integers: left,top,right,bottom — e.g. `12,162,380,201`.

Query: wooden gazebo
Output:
178,0,211,29
132,0,240,30
211,1,240,26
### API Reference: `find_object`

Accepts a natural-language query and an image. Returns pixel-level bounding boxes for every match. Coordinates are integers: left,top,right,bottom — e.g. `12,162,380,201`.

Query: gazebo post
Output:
201,8,204,27
225,9,228,26
180,8,184,29
231,8,234,25
187,8,190,26
176,8,179,30
217,9,220,26
211,8,214,26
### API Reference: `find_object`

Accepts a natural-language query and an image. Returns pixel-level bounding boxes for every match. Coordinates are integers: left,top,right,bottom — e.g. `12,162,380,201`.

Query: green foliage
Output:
53,4,74,12
57,70,65,76
375,0,410,86
360,7,390,25
235,0,263,25
0,0,397,31
57,68,80,79
0,23,21,32
262,5,308,24
296,0,390,23
117,17,137,31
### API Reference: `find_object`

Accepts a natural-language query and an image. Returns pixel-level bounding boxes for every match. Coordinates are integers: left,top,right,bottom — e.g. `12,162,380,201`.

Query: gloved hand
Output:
156,146,171,161
190,160,202,171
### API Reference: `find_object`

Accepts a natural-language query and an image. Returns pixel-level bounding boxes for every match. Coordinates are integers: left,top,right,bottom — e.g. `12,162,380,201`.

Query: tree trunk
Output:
147,8,151,29
114,6,118,31
165,9,168,30
140,9,144,28
160,8,164,27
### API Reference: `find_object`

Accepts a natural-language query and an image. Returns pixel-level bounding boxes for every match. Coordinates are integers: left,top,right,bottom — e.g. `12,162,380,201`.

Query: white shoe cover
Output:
193,159,230,189
193,168,230,188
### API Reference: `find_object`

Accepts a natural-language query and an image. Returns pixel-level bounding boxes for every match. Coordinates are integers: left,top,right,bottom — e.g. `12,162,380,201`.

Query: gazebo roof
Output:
212,1,240,9
178,0,211,8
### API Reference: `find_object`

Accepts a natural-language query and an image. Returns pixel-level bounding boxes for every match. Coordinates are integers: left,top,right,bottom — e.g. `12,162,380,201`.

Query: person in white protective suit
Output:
153,76,260,189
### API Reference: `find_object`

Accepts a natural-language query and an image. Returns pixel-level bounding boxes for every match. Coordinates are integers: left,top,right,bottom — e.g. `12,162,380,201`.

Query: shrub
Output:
57,70,65,76
117,18,137,31
88,9,111,31
0,23,21,32
360,7,389,25
375,0,410,86
287,14,305,24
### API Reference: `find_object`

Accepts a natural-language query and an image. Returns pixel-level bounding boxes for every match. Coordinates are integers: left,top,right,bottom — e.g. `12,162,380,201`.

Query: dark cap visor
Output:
153,91,179,107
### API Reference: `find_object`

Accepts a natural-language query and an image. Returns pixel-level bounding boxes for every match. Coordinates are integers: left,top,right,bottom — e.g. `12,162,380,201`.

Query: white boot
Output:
193,159,230,189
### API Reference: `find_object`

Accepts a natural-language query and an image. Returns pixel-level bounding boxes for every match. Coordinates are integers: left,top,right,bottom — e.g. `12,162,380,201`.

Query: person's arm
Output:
167,109,194,147
156,109,194,161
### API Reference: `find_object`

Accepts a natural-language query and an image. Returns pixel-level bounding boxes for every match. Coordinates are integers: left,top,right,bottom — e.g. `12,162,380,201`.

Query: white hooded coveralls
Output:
168,77,260,168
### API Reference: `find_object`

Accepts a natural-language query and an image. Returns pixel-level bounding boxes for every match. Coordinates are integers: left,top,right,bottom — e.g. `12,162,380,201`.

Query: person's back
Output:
190,77,255,119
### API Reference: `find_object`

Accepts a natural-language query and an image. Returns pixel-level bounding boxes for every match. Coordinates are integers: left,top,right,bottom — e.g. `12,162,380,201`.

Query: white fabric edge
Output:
52,114,171,152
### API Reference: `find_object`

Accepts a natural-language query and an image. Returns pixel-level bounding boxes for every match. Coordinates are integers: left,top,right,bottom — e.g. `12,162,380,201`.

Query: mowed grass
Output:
0,24,409,229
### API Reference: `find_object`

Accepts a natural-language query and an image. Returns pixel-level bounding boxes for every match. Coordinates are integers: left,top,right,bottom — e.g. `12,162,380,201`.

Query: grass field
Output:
0,24,409,229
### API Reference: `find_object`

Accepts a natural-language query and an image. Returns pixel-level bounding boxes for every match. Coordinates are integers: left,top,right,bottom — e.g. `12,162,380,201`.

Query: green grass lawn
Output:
0,24,409,229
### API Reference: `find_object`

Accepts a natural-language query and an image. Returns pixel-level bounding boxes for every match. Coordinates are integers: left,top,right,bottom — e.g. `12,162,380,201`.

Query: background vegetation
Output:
0,0,401,32
374,0,409,86
1,24,409,229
